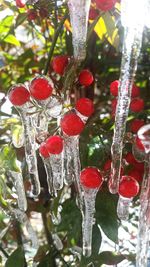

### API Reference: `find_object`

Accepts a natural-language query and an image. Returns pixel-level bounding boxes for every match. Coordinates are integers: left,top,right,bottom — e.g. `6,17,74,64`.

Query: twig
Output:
43,10,68,75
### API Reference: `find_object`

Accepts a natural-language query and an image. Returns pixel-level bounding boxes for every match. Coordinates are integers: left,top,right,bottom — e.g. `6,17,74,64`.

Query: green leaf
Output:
5,246,24,267
0,16,14,35
58,198,82,245
0,145,20,173
96,190,118,243
92,225,102,256
4,34,20,46
96,251,125,266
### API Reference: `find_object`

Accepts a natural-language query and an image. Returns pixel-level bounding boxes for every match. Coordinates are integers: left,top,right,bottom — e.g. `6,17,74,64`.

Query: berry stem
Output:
43,10,68,75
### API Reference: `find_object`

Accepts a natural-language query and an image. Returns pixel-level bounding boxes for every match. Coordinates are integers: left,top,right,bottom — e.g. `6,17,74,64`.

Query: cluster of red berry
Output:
110,80,144,117
15,0,48,20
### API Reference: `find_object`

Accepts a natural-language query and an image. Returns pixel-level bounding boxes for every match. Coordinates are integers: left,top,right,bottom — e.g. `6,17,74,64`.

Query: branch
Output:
43,10,68,75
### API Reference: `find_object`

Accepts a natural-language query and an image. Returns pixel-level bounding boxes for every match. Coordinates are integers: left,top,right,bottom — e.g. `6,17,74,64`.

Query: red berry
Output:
128,169,143,183
78,69,94,87
52,55,69,75
8,85,30,106
118,176,139,198
110,80,119,97
60,112,84,136
95,0,117,11
130,119,145,133
39,143,49,158
75,98,94,117
131,85,140,98
89,8,99,20
29,76,53,100
130,98,144,112
46,136,63,154
135,136,145,151
80,167,103,189
16,0,25,8
124,152,137,165
27,9,37,21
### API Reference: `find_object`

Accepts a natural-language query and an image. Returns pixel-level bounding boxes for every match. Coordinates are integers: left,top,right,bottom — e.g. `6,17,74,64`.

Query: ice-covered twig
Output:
109,0,145,194
117,196,132,221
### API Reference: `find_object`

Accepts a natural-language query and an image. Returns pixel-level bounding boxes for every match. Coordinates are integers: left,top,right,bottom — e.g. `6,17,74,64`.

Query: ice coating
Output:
9,171,27,212
41,156,56,197
136,126,150,267
21,111,40,197
49,153,64,191
13,208,39,250
117,196,132,221
109,26,144,194
67,0,91,61
82,187,98,257
52,233,63,250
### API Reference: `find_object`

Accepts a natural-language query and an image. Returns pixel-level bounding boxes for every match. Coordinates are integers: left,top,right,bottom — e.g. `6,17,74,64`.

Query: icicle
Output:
51,211,61,225
13,208,39,250
67,0,91,61
49,153,64,191
63,134,83,210
109,0,146,194
9,171,27,212
39,143,56,197
21,109,40,197
82,188,98,257
117,196,132,221
80,167,103,257
136,125,150,267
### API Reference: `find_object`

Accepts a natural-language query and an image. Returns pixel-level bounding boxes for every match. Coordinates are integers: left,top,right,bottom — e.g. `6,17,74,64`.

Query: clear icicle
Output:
109,0,145,194
67,0,91,61
32,111,48,143
132,143,145,162
63,135,74,186
40,156,56,197
117,196,132,221
63,134,83,210
9,171,27,212
136,125,150,267
49,153,64,191
20,108,40,197
13,208,39,250
82,188,98,257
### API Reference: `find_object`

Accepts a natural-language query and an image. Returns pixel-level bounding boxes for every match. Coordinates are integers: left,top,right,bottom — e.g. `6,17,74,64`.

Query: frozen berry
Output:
61,112,84,136
27,9,37,21
52,55,69,75
95,0,117,11
75,98,94,117
118,175,139,198
80,167,103,189
110,80,119,97
130,98,144,112
110,81,140,98
89,8,99,20
29,76,53,100
16,0,25,8
130,119,145,133
8,85,30,106
39,143,49,158
128,169,143,183
46,135,63,154
78,69,94,87
135,136,145,151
